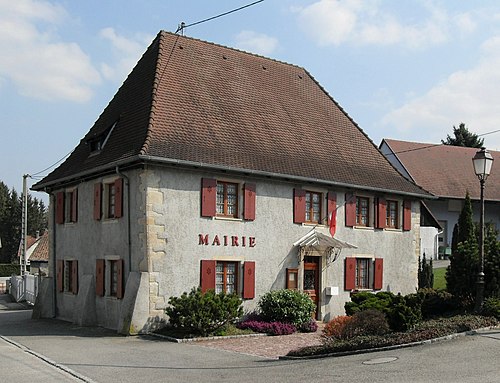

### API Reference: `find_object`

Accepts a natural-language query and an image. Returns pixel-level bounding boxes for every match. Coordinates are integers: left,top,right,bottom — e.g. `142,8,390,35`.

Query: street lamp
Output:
472,147,494,312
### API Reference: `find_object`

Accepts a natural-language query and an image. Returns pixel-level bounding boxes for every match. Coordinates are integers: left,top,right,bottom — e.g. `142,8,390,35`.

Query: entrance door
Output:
303,256,320,319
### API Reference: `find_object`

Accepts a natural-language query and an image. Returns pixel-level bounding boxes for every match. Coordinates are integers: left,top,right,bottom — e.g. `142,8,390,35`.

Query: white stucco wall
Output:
46,165,421,332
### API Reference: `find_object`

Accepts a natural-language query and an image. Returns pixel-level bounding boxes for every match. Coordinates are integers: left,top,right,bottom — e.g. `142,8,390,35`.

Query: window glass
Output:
386,200,399,228
215,261,238,294
216,182,238,218
356,197,369,226
64,260,73,292
356,258,370,289
305,191,322,224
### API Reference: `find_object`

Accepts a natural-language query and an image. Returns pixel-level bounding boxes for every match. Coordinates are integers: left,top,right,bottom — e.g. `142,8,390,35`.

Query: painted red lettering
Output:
232,236,239,246
224,235,228,246
212,235,220,246
242,236,246,247
249,237,256,247
199,234,209,245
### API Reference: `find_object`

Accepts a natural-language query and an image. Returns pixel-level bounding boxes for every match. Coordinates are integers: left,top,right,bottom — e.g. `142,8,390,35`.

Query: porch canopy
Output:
293,228,357,265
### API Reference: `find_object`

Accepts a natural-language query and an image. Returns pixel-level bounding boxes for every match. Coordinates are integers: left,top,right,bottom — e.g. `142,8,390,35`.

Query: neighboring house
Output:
17,231,49,275
380,139,500,259
33,31,431,334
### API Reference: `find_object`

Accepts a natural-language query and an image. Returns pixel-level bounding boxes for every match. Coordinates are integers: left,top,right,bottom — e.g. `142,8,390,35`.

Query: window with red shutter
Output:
96,259,105,297
293,188,306,224
57,260,64,292
71,260,78,294
200,260,216,292
56,192,65,224
403,200,412,231
374,258,383,290
201,178,217,217
243,183,256,221
345,193,356,227
243,261,255,299
93,183,102,220
114,178,123,218
376,198,386,229
344,258,356,290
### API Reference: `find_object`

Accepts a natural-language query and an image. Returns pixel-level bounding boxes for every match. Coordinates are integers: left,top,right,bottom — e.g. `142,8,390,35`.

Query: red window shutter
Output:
93,183,102,220
200,260,216,292
71,260,78,294
201,178,217,217
376,198,386,229
57,260,64,292
117,259,124,299
114,178,123,218
374,258,383,290
56,192,65,224
243,261,255,299
96,259,105,297
243,183,256,221
293,188,306,224
403,200,412,231
345,193,356,227
72,189,78,222
345,258,356,290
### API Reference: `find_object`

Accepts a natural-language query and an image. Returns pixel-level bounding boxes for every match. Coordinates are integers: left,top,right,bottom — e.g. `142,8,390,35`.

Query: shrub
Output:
419,288,461,318
346,309,390,336
387,293,423,332
299,319,318,333
258,289,315,326
345,291,395,316
322,315,355,340
0,264,19,277
165,287,243,337
482,297,500,319
236,320,296,335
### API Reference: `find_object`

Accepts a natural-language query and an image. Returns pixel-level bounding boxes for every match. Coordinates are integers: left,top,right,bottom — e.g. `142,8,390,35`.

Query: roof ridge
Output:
160,30,306,71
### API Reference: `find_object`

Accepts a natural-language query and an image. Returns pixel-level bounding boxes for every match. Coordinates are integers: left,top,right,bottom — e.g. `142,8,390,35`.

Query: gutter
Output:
33,154,435,200
50,192,57,318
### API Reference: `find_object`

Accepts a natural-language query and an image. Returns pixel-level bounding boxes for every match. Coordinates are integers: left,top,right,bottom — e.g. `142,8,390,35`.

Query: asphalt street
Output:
0,294,499,383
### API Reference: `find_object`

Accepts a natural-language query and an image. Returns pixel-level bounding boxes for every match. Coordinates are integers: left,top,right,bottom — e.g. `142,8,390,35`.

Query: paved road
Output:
1,295,499,383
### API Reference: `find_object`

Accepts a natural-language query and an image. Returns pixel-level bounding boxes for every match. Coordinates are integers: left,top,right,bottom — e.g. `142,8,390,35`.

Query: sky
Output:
2,0,500,203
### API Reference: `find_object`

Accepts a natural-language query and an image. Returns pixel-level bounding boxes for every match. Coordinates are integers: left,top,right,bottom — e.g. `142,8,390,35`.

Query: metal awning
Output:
293,228,357,265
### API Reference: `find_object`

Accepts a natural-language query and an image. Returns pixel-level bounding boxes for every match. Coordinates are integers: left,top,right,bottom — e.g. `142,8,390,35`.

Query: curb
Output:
279,325,499,360
0,335,97,383
146,331,267,343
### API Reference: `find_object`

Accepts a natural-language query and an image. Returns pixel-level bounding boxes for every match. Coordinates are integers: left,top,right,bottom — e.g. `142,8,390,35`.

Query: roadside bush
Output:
299,319,318,333
0,264,19,277
419,288,461,318
236,320,296,335
344,291,395,316
346,309,390,337
322,315,355,340
387,293,423,332
482,297,500,319
258,289,315,326
165,287,243,337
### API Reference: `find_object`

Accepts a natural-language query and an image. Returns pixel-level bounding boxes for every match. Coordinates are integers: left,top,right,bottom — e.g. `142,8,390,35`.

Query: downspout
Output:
116,166,132,272
50,191,57,318
435,229,443,260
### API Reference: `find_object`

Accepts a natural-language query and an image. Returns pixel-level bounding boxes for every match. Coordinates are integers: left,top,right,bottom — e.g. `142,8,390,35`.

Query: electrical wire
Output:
175,0,265,34
29,149,74,177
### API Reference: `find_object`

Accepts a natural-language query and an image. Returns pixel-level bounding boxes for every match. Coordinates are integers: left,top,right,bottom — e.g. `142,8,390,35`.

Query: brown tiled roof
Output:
33,32,428,197
383,139,500,201
29,231,49,262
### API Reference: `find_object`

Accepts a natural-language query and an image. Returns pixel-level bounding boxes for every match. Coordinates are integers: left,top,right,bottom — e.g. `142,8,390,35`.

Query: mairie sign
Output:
198,234,256,248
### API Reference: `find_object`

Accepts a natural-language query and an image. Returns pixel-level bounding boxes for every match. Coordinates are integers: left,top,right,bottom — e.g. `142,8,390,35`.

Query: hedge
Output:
0,264,19,277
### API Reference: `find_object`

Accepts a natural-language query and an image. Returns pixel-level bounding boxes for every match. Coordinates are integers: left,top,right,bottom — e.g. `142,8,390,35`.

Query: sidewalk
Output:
0,293,32,311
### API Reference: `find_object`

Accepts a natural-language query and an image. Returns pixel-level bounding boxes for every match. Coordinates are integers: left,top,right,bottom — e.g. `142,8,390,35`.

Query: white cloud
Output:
99,28,153,82
381,36,500,150
295,0,471,48
0,0,100,102
234,30,278,56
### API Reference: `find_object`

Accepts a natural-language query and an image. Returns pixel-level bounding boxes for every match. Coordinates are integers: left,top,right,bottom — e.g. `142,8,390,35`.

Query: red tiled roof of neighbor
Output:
383,139,500,201
33,32,428,197
29,231,49,262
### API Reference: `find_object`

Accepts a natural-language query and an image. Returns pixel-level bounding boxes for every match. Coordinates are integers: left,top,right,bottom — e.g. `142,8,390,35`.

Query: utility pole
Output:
21,174,29,275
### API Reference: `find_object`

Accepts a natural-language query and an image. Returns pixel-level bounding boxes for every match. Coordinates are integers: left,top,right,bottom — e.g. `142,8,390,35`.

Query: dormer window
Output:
88,121,117,154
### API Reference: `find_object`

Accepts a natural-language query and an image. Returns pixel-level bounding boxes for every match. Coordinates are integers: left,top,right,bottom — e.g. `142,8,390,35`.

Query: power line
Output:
175,0,265,34
29,149,74,177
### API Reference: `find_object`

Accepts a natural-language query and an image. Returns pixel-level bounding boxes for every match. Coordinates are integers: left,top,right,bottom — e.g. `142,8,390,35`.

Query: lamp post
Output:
472,147,494,312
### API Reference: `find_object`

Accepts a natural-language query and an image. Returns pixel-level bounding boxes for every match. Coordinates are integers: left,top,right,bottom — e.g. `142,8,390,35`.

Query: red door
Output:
303,256,320,319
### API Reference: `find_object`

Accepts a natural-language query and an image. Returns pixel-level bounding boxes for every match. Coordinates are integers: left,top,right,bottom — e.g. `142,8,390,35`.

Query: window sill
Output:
384,227,401,232
353,225,373,230
214,216,243,222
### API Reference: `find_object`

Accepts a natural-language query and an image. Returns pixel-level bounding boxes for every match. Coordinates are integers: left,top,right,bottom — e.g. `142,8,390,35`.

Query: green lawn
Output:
433,267,447,290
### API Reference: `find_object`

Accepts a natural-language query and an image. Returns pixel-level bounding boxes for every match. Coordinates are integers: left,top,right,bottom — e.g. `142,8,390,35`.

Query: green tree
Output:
484,223,500,298
441,123,484,148
418,253,434,289
446,193,479,305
